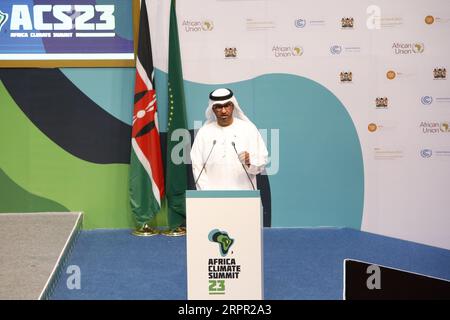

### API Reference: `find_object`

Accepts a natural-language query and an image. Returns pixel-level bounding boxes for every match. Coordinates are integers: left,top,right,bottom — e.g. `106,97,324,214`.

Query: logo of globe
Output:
421,96,433,105
420,149,432,158
209,229,234,257
295,19,306,28
330,45,342,55
0,10,9,31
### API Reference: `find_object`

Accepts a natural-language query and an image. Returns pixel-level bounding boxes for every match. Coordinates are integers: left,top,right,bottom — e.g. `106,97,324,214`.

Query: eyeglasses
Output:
212,103,233,110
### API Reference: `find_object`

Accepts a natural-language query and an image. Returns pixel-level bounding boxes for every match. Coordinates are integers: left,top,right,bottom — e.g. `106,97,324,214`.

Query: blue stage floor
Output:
50,228,450,300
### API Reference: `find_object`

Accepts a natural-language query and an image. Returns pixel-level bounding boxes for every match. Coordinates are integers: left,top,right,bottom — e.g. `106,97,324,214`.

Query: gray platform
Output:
0,212,82,300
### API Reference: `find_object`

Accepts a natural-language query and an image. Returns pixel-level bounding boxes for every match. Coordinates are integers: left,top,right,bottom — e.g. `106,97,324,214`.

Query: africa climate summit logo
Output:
0,10,9,31
209,229,234,256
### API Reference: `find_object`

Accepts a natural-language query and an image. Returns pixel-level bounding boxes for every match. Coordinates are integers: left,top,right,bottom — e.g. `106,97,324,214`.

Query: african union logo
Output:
292,46,303,56
202,20,214,31
392,42,424,54
421,96,433,105
330,45,342,55
413,43,425,53
0,10,9,31
209,229,234,257
420,149,433,158
295,19,306,28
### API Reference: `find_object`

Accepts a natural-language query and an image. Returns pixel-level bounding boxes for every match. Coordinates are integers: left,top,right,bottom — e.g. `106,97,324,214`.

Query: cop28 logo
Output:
208,229,234,257
0,10,8,31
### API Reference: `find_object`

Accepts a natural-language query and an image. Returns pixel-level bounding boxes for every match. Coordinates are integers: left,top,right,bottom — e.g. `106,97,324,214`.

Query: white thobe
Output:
190,118,268,190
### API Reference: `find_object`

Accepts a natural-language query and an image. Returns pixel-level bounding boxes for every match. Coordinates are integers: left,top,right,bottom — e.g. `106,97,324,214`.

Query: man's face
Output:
212,101,234,127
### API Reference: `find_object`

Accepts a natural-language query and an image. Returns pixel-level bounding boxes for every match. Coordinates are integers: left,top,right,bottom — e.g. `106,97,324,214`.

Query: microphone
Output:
194,139,216,188
231,142,256,190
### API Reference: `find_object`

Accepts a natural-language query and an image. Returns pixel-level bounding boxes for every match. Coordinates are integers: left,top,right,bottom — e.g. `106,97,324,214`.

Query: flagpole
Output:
162,0,188,237
130,0,165,236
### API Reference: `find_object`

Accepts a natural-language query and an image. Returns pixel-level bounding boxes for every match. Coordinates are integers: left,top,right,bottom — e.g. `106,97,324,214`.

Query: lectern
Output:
186,190,263,300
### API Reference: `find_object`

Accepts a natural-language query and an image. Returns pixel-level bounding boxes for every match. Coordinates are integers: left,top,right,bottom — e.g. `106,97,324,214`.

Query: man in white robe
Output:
190,88,268,190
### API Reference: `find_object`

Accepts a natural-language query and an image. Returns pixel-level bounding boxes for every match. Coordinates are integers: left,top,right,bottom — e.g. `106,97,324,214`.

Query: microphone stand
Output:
232,142,256,190
194,140,216,188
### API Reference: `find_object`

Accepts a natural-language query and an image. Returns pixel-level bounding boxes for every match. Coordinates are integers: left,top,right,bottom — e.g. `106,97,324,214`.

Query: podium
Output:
186,190,263,300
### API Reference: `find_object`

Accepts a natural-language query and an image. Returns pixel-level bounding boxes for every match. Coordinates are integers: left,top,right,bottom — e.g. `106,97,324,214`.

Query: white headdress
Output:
204,88,251,125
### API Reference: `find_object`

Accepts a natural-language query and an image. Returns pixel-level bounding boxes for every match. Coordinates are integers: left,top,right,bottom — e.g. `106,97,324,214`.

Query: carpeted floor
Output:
0,212,82,300
49,228,450,300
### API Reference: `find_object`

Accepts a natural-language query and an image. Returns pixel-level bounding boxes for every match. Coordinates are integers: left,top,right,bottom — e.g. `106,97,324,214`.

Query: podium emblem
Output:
209,229,234,256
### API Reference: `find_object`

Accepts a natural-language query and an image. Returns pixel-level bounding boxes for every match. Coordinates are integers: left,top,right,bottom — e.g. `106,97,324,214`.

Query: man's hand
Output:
238,151,250,167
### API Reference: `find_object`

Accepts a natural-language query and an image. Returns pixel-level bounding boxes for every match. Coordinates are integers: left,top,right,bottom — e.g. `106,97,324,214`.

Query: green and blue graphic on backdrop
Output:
0,67,363,230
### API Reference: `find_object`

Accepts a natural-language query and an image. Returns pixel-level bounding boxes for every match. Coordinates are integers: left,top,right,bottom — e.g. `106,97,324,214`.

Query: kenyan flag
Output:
129,0,164,227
